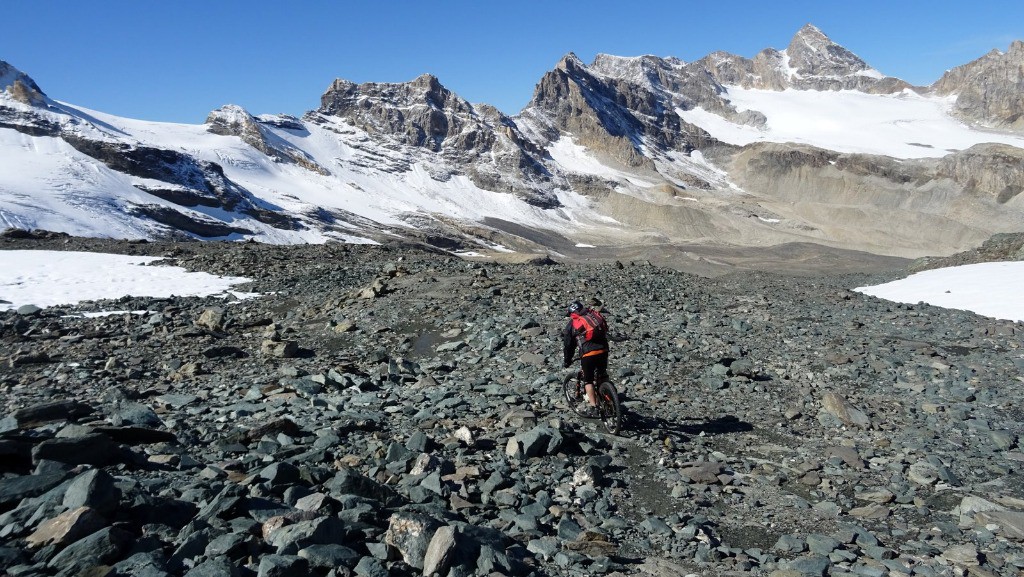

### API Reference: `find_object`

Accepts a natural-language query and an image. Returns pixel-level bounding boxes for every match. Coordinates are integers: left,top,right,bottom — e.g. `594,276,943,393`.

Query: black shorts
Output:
581,352,608,384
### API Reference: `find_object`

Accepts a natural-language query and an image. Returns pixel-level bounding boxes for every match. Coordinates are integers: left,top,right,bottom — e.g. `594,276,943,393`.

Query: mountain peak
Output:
785,24,870,79
0,60,47,106
788,23,841,54
555,52,586,73
793,23,827,41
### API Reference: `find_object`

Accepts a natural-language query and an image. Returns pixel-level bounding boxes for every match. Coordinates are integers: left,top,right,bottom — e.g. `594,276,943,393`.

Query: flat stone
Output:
0,472,68,508
942,543,979,566
31,433,123,466
974,511,1024,540
848,504,891,519
46,526,134,574
679,462,724,484
297,544,361,569
422,525,457,577
821,392,871,428
26,506,106,549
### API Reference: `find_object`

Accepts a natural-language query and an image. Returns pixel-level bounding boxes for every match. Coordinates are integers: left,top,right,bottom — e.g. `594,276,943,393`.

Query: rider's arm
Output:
562,321,575,366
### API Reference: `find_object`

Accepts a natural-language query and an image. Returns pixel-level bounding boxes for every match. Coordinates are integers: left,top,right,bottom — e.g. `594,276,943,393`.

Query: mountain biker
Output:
562,300,609,417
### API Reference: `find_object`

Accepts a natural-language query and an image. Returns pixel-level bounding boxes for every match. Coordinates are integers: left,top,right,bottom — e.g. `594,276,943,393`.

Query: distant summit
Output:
0,60,47,106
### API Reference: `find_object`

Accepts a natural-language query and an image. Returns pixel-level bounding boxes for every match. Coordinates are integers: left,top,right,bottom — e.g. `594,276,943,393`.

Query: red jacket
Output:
563,308,608,365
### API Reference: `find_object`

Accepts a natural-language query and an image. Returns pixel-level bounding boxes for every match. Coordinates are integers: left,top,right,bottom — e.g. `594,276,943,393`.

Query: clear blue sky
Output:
3,1,1022,124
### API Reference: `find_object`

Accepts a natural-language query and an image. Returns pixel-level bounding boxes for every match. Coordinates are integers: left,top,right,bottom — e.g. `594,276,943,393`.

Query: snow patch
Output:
0,251,256,311
855,261,1024,322
547,136,656,187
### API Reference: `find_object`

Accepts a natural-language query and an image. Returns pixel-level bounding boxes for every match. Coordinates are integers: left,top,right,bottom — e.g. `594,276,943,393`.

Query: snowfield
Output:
679,88,1024,159
0,251,255,311
854,261,1024,322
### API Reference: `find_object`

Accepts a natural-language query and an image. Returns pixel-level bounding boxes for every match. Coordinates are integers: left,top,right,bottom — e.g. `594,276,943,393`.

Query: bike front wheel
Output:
563,373,585,415
596,381,622,434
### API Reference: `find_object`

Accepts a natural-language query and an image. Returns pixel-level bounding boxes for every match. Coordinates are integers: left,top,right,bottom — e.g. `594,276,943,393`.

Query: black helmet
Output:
566,300,585,316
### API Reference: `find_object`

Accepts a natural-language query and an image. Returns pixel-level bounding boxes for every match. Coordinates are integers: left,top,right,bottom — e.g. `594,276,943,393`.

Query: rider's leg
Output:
581,356,600,407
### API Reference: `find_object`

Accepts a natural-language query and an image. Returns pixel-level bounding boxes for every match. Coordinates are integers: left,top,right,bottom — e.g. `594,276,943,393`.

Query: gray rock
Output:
507,426,563,458
46,526,134,575
184,558,240,577
257,554,309,577
31,433,123,466
805,534,840,555
259,462,302,487
110,551,171,577
325,467,400,507
783,554,831,576
265,517,345,554
773,534,806,553
821,392,871,428
110,402,163,428
384,512,442,569
12,400,95,428
62,469,120,514
297,543,361,569
354,556,389,577
422,524,458,576
0,472,68,508
639,516,673,536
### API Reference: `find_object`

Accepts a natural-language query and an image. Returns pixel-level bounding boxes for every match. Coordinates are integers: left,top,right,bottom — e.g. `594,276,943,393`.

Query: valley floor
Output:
0,234,1021,576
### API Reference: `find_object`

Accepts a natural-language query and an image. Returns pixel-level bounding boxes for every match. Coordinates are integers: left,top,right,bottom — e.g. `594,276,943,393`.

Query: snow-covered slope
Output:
679,88,1024,158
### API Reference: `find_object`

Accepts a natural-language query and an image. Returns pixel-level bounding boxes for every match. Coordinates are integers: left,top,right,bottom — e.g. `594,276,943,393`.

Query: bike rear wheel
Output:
562,373,585,415
596,381,622,434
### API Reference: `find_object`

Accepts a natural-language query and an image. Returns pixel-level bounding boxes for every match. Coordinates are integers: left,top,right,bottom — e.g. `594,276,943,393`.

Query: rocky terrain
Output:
909,232,1024,273
1,232,1023,577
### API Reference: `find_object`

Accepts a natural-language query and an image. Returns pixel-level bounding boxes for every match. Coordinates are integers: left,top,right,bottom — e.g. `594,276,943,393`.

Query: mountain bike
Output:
563,364,622,435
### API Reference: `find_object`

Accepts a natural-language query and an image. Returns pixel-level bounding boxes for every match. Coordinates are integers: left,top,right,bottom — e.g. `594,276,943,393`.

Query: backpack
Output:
574,308,607,344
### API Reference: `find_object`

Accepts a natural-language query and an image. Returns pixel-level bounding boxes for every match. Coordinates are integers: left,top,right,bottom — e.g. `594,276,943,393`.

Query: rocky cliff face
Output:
938,143,1024,203
206,105,329,175
932,41,1024,129
317,74,557,207
523,53,718,175
689,24,912,95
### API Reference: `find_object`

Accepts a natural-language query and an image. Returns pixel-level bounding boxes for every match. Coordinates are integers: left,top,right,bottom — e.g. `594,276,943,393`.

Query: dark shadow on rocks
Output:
626,412,752,442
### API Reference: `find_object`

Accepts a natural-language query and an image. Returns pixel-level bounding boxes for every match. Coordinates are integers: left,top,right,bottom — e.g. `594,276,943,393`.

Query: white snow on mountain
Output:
0,99,602,244
679,88,1024,159
4,55,1024,246
547,136,657,187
